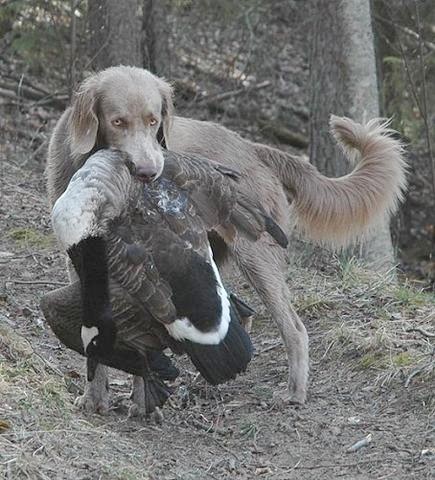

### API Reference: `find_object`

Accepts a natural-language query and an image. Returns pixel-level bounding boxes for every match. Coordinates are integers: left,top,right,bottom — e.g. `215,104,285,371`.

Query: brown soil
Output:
0,3,434,477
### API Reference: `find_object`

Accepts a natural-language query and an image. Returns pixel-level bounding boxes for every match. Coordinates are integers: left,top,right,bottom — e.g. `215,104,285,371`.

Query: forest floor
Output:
1,2,434,478
0,151,434,480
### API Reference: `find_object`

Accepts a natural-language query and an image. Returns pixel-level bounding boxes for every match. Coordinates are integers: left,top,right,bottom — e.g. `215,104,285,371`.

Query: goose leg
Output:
230,238,309,405
129,355,173,418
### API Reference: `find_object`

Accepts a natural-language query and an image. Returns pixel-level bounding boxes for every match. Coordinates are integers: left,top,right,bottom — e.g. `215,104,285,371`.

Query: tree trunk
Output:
309,0,396,271
142,0,171,76
88,0,143,70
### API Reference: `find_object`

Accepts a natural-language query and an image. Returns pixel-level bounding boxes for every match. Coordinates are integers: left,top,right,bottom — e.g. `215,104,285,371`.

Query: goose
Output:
41,149,287,413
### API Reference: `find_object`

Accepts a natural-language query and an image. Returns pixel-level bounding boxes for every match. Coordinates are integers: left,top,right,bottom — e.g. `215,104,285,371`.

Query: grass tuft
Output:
7,227,55,249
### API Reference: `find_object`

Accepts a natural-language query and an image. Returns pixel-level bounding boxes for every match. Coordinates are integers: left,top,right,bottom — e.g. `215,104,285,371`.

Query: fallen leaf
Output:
0,420,11,433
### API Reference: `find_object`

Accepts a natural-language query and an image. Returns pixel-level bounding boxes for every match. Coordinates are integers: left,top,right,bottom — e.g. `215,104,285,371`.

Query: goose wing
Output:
162,150,288,247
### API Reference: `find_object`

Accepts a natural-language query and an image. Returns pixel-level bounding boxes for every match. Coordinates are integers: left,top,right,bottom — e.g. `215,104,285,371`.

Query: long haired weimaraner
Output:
46,66,406,413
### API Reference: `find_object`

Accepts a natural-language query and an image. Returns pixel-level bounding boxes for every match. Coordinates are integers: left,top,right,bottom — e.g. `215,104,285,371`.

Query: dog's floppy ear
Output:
157,79,174,149
69,75,100,158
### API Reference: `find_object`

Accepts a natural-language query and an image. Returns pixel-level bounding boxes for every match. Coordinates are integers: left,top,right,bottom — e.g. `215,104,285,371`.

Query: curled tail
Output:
259,115,407,247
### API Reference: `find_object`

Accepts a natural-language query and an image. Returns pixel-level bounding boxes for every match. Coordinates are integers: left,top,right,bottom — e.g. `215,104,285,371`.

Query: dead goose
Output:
41,148,287,413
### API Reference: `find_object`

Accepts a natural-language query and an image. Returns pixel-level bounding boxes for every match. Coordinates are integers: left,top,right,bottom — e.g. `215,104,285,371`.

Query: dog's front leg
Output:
75,363,110,414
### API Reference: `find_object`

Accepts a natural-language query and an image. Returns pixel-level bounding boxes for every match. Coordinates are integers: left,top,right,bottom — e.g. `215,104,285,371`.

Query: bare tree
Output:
88,0,142,70
87,0,170,74
309,0,396,270
142,0,171,76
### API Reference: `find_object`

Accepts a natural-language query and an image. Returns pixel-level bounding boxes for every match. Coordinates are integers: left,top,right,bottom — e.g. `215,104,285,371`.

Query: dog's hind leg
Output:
230,237,309,405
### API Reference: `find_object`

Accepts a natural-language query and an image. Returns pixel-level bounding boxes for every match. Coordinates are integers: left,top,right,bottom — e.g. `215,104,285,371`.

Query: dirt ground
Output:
0,2,434,477
0,148,434,480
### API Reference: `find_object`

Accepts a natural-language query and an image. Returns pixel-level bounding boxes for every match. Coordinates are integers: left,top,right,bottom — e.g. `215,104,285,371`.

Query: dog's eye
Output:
149,117,158,127
112,118,125,127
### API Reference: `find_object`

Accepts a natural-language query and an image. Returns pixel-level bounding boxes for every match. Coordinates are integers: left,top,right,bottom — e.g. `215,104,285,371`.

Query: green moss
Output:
295,294,333,315
391,284,435,309
7,227,54,248
392,352,414,367
358,352,388,370
104,466,154,480
240,422,259,439
250,384,274,400
357,351,416,370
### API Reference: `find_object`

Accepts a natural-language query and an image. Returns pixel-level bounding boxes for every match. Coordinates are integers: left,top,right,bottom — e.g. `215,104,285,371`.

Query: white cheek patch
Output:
81,326,99,351
165,246,231,345
52,182,100,249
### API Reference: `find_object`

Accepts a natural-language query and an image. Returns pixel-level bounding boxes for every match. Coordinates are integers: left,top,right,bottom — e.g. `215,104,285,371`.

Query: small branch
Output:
68,0,78,98
406,327,435,339
197,80,271,104
374,14,435,52
11,280,68,286
397,36,423,116
0,88,67,108
0,87,17,100
346,433,373,453
258,118,309,149
2,123,46,143
405,359,434,388
0,80,50,102
260,342,282,354
3,72,52,96
280,458,384,471
415,1,435,195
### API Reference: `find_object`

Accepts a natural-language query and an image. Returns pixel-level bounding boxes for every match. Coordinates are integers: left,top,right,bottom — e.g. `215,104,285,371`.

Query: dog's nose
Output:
136,166,158,183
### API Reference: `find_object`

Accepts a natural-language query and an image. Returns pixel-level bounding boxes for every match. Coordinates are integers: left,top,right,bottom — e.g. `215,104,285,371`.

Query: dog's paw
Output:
273,387,306,407
129,376,145,418
74,390,109,415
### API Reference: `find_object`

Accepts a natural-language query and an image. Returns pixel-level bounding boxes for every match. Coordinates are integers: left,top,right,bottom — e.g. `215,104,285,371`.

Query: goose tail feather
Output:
142,375,174,414
181,305,253,385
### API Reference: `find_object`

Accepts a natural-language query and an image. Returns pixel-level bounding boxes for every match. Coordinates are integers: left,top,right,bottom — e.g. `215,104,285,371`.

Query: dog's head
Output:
69,66,173,182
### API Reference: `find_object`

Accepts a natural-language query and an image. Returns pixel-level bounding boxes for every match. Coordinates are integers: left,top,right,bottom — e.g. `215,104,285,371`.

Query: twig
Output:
0,80,52,102
197,80,271,104
397,35,423,118
346,433,373,453
415,1,435,194
374,14,435,52
405,359,434,388
11,280,68,286
2,123,46,143
0,87,17,100
0,79,67,107
68,0,78,98
284,457,383,470
258,119,309,148
3,72,52,96
260,342,282,354
406,327,435,338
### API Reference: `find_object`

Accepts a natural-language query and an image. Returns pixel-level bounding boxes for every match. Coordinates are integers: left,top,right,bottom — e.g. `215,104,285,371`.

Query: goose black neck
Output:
68,236,111,329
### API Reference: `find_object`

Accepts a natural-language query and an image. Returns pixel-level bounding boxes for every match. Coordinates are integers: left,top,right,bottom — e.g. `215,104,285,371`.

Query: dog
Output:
46,66,406,411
